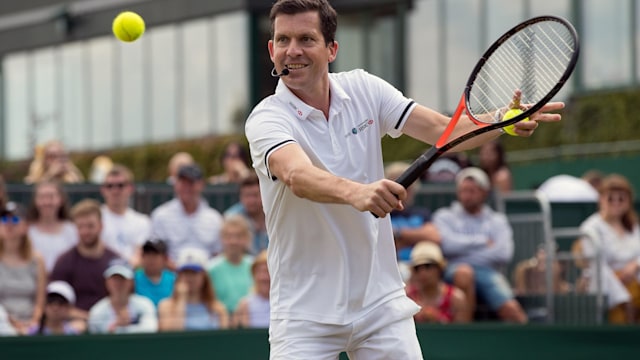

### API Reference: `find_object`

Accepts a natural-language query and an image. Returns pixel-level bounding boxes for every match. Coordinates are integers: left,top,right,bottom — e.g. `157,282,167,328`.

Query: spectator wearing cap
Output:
207,215,254,314
100,164,152,267
50,199,120,320
28,281,80,335
158,248,229,331
134,239,176,307
433,167,527,323
88,260,157,334
0,202,47,335
167,152,195,185
405,242,469,323
151,164,224,264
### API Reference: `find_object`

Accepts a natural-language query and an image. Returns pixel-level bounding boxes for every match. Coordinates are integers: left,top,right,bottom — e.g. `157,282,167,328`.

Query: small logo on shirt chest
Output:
345,119,375,137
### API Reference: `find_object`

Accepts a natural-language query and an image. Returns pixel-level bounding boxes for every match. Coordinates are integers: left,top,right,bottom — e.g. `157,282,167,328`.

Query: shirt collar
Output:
274,74,351,121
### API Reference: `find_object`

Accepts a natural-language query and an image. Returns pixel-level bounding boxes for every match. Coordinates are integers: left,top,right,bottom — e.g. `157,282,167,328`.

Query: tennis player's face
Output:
269,11,337,94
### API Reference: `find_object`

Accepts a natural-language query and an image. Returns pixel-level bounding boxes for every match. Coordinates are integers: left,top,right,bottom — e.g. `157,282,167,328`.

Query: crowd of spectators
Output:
0,142,272,336
1,137,639,336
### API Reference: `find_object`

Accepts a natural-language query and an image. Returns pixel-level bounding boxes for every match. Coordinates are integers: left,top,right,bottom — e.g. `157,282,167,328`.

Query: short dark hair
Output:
269,0,338,45
106,164,134,183
142,239,168,255
240,171,260,189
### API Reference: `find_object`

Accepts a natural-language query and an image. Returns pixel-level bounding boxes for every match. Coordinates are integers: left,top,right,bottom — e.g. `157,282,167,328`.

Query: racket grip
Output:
396,147,441,188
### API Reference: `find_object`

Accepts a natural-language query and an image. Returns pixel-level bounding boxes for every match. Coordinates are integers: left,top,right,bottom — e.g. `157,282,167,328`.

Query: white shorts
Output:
269,296,423,360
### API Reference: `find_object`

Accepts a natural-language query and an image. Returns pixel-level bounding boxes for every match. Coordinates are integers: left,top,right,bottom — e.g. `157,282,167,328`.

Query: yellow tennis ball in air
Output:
501,108,529,136
112,11,145,42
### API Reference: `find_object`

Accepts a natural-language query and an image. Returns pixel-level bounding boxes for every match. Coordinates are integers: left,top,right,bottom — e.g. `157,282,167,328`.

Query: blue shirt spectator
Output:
134,240,175,307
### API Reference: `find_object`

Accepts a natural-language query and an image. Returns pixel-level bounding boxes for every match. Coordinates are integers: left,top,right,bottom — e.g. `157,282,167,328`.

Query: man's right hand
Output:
350,179,407,218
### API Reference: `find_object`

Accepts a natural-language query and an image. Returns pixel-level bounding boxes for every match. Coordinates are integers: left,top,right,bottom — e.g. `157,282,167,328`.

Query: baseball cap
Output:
176,248,209,272
142,239,168,254
455,167,490,191
177,164,204,181
103,259,134,279
46,281,76,305
410,241,447,269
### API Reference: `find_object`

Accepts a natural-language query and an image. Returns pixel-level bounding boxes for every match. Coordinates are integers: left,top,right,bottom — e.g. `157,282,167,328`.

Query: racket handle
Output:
396,147,441,188
370,147,440,218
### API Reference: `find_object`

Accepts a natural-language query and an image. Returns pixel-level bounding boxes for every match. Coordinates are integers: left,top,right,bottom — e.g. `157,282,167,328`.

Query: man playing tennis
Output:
245,0,564,358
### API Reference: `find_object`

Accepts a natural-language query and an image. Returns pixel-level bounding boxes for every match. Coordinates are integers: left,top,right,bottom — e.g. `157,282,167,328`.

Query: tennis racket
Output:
395,15,579,188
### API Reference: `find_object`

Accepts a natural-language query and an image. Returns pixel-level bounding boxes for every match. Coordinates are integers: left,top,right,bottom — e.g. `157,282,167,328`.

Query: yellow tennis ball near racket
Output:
501,108,529,136
112,11,145,42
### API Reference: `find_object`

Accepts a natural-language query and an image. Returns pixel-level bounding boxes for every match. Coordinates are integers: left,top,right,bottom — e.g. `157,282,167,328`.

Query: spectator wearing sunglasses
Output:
28,281,80,335
578,174,640,324
26,181,78,274
208,141,251,185
405,242,469,323
100,165,151,267
0,202,47,335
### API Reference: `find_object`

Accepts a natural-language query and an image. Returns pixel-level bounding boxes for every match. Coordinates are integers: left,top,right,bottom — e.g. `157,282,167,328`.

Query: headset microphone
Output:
271,67,290,77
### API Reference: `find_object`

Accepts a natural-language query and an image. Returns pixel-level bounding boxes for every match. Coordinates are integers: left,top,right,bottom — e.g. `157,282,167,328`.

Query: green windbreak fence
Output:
1,324,639,360
510,153,640,191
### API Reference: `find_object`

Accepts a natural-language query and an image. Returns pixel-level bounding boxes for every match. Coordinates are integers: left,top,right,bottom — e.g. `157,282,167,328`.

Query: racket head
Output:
464,16,580,125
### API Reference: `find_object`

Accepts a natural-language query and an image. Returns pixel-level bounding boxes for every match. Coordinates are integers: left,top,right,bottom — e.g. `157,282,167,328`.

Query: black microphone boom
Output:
271,67,290,77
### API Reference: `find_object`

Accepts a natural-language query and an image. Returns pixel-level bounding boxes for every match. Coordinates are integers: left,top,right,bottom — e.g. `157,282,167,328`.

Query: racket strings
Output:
468,20,577,122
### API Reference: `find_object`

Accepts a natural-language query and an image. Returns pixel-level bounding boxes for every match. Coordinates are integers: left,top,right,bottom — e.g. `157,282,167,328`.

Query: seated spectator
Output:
578,174,640,324
134,239,176,307
233,250,270,329
0,304,17,336
27,181,78,273
167,152,194,185
24,140,84,184
224,172,268,254
158,248,229,331
151,164,224,263
478,140,512,193
28,281,80,335
433,167,527,323
405,241,470,323
512,244,569,296
50,199,120,321
88,260,157,334
0,202,47,334
536,174,599,202
385,162,440,262
100,165,151,266
207,215,254,314
208,141,251,185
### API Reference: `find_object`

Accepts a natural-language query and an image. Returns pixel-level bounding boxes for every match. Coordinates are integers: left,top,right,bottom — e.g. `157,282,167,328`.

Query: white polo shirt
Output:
245,69,417,325
101,205,152,262
150,198,223,261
